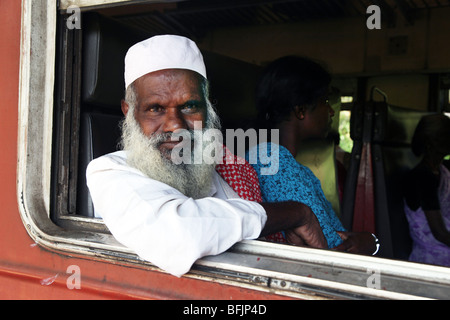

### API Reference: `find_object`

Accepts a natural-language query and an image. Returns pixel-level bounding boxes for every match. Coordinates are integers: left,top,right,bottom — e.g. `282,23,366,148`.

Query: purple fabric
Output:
404,165,450,266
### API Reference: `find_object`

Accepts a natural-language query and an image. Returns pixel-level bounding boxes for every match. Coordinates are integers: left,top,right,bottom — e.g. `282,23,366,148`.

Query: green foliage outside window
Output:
338,111,353,153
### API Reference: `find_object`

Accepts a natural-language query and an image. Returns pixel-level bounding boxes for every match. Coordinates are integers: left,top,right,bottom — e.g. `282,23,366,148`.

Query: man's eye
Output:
146,105,163,113
181,103,200,113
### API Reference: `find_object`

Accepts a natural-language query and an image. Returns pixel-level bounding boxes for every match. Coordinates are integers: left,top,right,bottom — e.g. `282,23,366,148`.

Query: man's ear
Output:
294,105,305,120
121,99,129,116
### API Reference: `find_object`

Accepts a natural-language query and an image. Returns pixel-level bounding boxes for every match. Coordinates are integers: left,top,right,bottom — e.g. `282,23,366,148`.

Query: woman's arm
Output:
424,210,450,247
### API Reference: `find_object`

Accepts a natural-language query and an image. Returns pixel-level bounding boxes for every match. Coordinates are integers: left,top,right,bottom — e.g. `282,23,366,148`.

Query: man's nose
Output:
162,108,187,133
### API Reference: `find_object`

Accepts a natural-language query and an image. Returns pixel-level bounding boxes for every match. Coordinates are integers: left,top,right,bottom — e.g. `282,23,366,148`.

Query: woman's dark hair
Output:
255,55,331,129
411,114,450,157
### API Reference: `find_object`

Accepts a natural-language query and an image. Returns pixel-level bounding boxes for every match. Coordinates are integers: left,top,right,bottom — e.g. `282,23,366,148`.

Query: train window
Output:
338,110,353,154
17,0,450,299
341,96,354,104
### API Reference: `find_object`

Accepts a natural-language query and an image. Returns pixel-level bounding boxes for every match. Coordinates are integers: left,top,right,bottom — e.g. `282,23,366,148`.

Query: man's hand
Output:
333,231,376,255
260,201,327,249
285,219,327,248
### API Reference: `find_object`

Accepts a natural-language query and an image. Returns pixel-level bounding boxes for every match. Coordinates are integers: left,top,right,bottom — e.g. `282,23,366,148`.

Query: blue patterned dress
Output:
246,142,345,248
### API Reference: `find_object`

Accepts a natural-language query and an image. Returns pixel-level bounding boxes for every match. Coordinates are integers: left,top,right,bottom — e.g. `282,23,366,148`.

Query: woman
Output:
247,56,376,254
404,114,450,266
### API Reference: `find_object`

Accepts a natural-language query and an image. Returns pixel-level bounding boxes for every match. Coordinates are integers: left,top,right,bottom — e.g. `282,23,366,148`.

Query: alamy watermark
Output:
39,264,81,289
169,122,279,175
366,268,381,289
66,264,81,289
66,5,81,30
367,5,381,30
67,4,381,30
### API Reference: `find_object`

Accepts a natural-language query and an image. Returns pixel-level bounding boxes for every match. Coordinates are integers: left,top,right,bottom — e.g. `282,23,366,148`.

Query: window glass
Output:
338,110,353,154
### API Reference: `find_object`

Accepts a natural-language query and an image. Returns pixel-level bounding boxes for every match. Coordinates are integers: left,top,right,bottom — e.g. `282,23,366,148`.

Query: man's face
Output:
122,69,206,158
120,68,218,199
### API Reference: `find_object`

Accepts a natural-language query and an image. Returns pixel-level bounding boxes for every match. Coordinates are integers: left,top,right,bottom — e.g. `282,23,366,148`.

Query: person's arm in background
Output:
418,167,450,247
424,210,450,247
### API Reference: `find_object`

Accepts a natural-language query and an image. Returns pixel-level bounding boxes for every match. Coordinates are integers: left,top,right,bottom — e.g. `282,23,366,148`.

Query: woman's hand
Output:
333,231,377,255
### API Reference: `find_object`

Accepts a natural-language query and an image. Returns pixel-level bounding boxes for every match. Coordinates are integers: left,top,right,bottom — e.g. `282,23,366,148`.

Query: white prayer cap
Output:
124,35,207,89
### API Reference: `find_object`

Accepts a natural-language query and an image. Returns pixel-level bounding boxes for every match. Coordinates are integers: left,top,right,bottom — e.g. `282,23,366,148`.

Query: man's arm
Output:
87,153,267,277
87,153,327,277
260,202,327,249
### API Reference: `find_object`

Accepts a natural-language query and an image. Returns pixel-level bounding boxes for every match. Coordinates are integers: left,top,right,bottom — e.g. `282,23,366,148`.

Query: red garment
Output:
215,146,262,202
216,146,286,243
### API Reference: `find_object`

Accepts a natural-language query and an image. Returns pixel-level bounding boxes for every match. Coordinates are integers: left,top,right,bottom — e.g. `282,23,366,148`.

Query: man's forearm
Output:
259,201,310,237
260,201,327,249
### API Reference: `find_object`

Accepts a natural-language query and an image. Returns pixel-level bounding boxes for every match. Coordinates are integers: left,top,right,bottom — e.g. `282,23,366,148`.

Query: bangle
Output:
371,233,380,255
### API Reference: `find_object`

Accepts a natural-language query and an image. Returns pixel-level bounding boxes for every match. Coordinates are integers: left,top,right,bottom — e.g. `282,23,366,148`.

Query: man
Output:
87,35,326,277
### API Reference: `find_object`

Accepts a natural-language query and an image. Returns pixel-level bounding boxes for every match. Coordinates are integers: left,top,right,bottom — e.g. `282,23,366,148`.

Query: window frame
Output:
59,0,141,10
17,0,450,300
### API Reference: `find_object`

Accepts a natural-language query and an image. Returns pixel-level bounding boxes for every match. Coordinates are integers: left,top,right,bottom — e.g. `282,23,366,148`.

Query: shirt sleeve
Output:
86,153,267,277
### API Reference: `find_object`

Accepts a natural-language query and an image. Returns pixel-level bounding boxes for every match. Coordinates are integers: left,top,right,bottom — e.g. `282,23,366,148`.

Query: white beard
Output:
120,111,218,199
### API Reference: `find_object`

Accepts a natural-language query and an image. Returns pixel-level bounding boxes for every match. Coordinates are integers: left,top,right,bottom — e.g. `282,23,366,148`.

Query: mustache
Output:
150,130,198,147
150,132,174,145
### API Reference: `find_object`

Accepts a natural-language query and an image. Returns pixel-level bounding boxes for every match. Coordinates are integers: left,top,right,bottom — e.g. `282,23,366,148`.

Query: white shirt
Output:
86,151,267,277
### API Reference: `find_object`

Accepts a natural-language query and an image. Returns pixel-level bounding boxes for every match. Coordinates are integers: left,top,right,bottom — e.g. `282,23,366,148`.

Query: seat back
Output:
76,13,147,217
341,99,393,256
341,91,433,259
378,105,433,259
77,112,123,217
